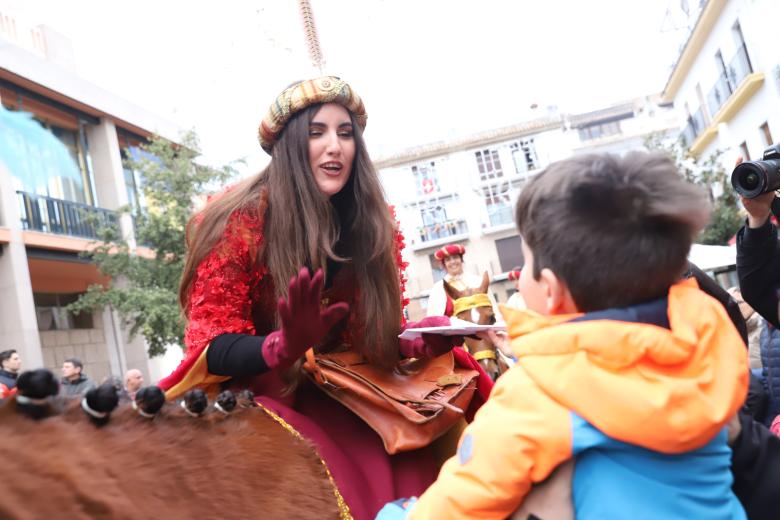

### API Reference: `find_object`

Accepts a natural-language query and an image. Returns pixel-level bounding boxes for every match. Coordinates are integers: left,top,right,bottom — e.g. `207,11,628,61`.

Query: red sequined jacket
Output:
158,193,409,399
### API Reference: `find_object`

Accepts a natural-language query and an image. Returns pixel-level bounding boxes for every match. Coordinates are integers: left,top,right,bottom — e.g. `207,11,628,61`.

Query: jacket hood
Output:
502,278,748,454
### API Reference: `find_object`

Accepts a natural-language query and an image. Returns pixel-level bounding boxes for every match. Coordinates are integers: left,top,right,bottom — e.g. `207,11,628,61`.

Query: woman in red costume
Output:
158,77,492,519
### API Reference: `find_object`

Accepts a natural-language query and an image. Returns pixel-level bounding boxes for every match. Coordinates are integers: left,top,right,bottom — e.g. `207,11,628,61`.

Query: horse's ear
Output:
443,279,461,301
479,272,490,294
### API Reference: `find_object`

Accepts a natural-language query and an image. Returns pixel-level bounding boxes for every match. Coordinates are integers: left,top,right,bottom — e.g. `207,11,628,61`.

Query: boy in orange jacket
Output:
379,151,748,519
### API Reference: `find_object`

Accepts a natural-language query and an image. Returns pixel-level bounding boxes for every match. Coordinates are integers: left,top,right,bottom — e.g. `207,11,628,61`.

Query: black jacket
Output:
731,411,780,519
59,375,95,397
737,218,780,329
687,263,749,344
687,263,767,419
0,369,17,390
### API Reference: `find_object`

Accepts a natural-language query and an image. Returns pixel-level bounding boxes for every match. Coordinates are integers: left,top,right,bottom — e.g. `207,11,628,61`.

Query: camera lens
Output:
742,171,760,190
732,162,768,198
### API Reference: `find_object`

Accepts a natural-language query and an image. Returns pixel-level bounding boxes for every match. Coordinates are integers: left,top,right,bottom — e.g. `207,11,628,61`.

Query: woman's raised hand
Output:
261,268,349,370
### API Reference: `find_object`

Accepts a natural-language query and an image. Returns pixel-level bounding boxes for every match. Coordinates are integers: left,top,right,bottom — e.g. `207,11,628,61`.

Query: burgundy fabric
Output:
398,316,464,359
249,350,494,519
433,243,466,261
253,379,437,519
444,296,455,317
452,347,493,422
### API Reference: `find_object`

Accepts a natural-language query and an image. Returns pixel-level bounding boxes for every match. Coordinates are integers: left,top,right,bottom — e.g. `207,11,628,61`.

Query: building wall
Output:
674,0,780,165
382,100,677,310
385,125,574,300
39,311,112,384
0,20,182,383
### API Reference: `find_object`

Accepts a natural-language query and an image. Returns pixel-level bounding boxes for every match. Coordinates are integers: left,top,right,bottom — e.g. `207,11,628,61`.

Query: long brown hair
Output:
180,103,401,367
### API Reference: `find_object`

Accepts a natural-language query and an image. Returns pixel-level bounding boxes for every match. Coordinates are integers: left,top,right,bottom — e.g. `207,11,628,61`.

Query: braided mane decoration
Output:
0,389,345,518
298,0,325,73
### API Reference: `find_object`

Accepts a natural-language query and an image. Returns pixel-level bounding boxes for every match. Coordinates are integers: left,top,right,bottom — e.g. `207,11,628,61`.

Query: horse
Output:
443,272,510,381
0,370,346,520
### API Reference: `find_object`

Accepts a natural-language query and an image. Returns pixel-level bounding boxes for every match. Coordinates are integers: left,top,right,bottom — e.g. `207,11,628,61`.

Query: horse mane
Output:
0,393,342,519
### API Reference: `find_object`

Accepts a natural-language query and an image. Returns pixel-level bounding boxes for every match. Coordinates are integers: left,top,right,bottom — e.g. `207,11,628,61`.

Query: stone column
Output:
85,118,136,247
0,162,43,368
86,118,155,381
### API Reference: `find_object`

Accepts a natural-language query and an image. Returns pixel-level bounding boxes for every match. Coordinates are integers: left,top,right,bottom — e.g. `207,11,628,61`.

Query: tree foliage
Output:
67,131,235,356
645,133,743,245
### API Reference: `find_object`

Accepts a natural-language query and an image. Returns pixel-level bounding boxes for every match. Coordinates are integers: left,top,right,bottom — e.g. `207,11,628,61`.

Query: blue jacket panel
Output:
571,413,745,520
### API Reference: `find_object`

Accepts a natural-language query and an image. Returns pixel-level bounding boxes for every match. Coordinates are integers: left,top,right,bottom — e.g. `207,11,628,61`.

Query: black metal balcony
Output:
706,72,731,118
706,43,754,117
727,43,753,90
681,106,707,146
17,191,118,239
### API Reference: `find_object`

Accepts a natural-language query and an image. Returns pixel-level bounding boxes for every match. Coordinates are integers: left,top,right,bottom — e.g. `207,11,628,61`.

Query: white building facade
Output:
0,14,182,384
378,99,678,321
664,0,780,166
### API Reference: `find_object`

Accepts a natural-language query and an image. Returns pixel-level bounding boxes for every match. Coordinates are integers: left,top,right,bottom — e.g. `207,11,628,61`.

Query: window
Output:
760,122,774,147
0,104,93,205
475,149,503,181
33,293,93,330
483,184,513,227
739,141,750,160
495,235,524,272
577,120,621,141
510,139,538,173
411,161,439,197
120,148,147,213
732,20,747,49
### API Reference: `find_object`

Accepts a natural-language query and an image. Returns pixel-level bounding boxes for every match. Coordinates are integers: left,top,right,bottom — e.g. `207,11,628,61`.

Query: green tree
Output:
645,133,743,245
68,131,236,356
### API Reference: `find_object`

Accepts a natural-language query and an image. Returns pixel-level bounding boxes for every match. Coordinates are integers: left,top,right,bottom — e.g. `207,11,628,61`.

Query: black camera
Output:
731,143,780,198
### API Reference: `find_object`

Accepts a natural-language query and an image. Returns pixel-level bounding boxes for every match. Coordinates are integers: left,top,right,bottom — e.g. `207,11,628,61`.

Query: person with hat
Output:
504,268,526,310
157,77,493,519
427,244,496,317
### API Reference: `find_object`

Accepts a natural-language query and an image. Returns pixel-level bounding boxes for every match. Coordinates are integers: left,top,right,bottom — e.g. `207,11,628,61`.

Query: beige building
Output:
378,99,678,321
0,16,181,384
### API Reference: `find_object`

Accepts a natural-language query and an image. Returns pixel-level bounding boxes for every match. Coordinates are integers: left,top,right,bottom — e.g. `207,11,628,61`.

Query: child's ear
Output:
539,268,578,314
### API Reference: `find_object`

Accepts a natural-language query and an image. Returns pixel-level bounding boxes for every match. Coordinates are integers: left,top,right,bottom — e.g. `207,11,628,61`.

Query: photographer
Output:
736,157,780,328
736,190,779,328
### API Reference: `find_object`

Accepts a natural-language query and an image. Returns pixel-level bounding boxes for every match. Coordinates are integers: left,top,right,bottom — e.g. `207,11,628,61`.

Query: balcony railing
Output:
707,43,754,117
707,72,731,118
728,43,753,91
681,106,707,147
17,191,118,239
417,218,468,244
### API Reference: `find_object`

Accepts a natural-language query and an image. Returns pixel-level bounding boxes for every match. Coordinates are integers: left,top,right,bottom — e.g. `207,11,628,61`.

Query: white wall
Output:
674,0,780,166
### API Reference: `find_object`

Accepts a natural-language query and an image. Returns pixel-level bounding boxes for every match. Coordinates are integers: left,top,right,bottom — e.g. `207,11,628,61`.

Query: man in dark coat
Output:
60,358,95,397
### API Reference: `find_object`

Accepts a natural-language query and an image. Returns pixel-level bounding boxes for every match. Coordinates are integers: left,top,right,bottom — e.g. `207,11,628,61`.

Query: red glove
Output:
261,268,349,370
399,316,464,359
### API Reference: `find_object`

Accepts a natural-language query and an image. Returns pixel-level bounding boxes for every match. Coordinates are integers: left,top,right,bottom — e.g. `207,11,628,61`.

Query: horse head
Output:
443,272,507,380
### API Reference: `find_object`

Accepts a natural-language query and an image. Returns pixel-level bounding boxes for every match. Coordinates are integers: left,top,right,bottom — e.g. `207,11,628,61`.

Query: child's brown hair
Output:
515,151,710,311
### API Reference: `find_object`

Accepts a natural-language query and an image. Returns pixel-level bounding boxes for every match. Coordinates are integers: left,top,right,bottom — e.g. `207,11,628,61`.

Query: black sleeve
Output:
687,263,748,345
205,333,269,377
731,411,780,520
737,218,780,329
